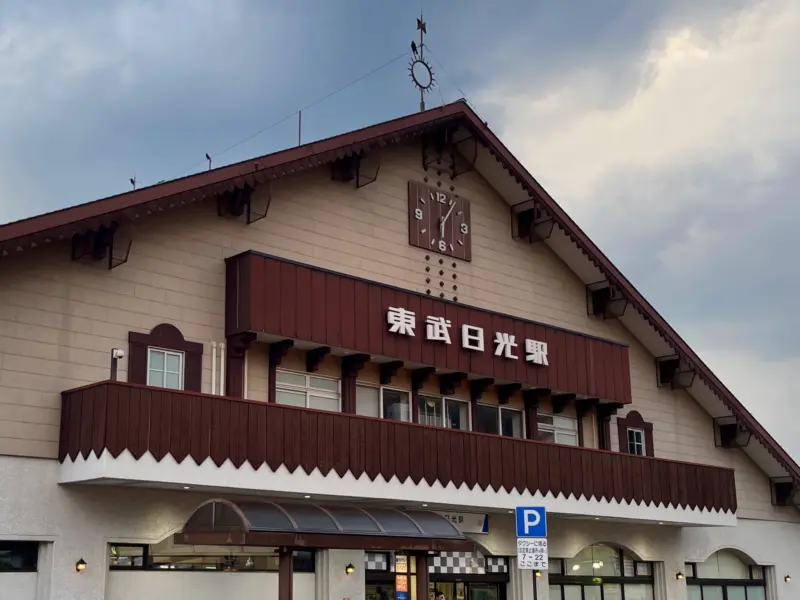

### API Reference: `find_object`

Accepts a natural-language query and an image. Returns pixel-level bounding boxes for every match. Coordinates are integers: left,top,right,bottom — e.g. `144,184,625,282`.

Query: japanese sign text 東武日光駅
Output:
387,306,548,365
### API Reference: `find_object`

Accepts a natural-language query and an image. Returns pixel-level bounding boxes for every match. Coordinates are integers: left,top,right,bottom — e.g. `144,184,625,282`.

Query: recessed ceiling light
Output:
422,504,428,507
594,517,600,520
182,486,190,490
658,522,664,525
304,495,311,499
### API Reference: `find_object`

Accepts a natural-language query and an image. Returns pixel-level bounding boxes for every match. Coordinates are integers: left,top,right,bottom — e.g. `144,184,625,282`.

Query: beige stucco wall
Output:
0,142,795,522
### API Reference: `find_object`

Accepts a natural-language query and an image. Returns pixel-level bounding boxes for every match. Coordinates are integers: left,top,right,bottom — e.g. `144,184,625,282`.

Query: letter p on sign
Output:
515,506,547,538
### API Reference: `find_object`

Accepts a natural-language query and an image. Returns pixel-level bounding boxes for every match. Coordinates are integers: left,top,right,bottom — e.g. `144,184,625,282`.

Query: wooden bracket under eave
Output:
496,383,522,405
342,353,371,378
576,398,599,419
306,346,331,373
523,388,550,409
469,378,494,402
551,393,576,414
411,367,436,392
439,372,468,396
380,361,404,385
268,340,294,367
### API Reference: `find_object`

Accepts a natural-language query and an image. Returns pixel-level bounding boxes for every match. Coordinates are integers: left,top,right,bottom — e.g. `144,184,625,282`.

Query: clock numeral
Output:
460,223,469,234
438,239,447,252
415,208,423,220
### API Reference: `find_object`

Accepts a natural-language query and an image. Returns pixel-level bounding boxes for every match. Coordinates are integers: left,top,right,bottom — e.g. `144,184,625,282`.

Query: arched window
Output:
549,544,654,600
686,550,766,600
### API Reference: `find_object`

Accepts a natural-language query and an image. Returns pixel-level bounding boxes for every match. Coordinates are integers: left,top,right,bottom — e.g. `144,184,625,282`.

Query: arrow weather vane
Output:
409,11,435,112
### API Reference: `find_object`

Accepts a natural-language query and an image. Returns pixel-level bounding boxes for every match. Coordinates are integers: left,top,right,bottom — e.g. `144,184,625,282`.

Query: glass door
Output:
468,583,501,600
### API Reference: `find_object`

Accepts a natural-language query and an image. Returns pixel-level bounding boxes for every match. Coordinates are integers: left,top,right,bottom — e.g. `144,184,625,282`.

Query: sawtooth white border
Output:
60,450,736,527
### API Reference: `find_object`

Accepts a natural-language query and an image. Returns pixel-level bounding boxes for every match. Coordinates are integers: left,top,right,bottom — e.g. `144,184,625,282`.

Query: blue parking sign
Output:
515,506,547,538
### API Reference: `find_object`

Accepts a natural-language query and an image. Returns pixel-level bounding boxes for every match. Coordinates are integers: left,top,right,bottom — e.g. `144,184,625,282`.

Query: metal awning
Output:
175,499,472,552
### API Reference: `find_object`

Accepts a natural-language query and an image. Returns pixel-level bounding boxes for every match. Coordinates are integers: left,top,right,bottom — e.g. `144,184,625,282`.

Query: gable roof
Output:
2,100,797,489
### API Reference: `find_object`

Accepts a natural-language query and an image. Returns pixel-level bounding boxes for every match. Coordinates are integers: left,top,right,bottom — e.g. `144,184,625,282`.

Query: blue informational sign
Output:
515,506,547,538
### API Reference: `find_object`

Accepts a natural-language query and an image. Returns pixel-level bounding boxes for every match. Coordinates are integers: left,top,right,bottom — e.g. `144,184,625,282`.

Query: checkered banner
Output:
364,551,508,575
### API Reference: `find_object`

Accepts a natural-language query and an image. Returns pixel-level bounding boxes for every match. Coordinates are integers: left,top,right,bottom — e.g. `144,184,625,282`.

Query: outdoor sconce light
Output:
75,558,87,573
345,563,355,575
785,575,791,583
675,572,684,580
534,570,542,578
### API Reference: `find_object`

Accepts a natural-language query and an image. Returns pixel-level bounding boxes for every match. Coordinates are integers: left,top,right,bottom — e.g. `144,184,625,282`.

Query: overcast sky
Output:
1,0,798,459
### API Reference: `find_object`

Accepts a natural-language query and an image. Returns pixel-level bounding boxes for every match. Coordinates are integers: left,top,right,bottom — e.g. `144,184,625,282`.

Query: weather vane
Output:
409,11,435,112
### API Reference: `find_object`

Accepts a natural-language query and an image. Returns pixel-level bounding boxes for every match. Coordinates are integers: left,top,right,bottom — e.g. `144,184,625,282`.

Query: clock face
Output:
408,181,472,262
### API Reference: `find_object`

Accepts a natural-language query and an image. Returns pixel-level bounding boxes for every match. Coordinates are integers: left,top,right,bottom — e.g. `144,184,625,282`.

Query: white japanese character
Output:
387,307,416,336
525,339,549,366
425,316,452,344
461,325,485,351
494,332,518,359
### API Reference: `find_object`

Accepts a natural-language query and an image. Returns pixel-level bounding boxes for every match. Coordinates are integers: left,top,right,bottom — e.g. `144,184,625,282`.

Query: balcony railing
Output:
60,381,737,514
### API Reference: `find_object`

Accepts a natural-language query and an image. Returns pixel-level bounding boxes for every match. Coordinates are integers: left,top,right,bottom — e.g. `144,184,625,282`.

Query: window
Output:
0,541,38,572
356,386,410,421
108,543,314,572
474,404,524,438
550,545,654,600
147,348,184,390
685,551,766,600
628,428,645,456
275,370,339,412
418,396,470,430
537,414,579,446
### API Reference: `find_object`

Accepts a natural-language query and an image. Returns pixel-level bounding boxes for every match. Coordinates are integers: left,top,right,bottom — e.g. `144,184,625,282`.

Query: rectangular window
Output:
356,386,410,421
147,348,184,390
108,544,314,572
0,541,39,572
627,427,645,455
417,396,470,430
537,414,579,446
474,404,524,438
275,370,339,412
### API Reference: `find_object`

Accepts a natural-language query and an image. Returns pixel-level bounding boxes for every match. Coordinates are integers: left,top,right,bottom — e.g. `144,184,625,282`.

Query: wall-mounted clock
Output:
408,181,472,262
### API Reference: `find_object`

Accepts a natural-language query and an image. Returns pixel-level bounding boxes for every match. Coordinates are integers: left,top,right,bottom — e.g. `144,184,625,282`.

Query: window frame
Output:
0,541,39,573
355,383,412,421
684,559,767,599
627,427,646,456
274,369,341,412
474,403,526,438
616,410,654,457
146,347,186,391
107,543,315,573
417,395,472,431
549,546,655,600
536,412,580,446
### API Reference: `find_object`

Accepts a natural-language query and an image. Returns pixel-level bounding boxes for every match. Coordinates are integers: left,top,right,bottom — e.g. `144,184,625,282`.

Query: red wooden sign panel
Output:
226,252,632,404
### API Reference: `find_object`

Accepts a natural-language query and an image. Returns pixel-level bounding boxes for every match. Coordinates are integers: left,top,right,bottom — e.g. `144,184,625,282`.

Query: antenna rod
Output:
298,110,302,146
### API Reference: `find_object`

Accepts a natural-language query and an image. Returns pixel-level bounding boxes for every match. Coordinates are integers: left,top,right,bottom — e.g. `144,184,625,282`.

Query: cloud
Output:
476,0,800,457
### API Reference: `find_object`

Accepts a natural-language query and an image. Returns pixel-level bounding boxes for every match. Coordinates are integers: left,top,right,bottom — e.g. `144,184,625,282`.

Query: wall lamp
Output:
345,563,355,575
75,558,87,573
785,575,791,583
534,570,542,578
675,572,684,580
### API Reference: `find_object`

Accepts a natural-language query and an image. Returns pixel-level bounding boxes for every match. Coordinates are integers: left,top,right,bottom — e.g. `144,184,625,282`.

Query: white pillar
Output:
508,558,535,600
764,565,779,600
534,570,550,600
657,560,687,600
316,549,365,600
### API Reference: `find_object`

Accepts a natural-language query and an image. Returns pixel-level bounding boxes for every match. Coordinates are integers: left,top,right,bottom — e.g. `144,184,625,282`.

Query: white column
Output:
657,560,687,600
764,565,779,600
508,558,535,600
35,542,53,600
534,570,550,600
315,550,330,600
320,549,365,600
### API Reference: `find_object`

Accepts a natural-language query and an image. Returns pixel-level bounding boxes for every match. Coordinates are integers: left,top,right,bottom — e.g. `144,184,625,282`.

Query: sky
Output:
1,0,798,459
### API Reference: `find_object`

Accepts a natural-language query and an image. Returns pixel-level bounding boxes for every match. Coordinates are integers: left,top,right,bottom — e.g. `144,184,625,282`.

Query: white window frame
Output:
275,369,341,411
146,347,185,390
627,427,646,456
355,384,412,421
417,395,472,431
537,412,579,446
474,403,526,438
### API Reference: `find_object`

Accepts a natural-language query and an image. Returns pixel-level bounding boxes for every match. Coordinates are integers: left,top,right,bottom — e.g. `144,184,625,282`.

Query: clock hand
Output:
439,201,457,237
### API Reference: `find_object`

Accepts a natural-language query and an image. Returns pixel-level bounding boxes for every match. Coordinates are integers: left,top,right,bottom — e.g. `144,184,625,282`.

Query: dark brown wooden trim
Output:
380,361,404,385
226,333,256,399
497,383,521,405
268,340,294,403
439,372,467,396
233,252,633,404
469,379,494,402
617,410,655,457
306,346,331,373
551,394,575,414
342,353,371,414
523,389,548,441
128,324,204,392
278,547,293,600
597,403,623,450
63,381,737,513
411,368,435,423
416,554,430,599
173,531,474,552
